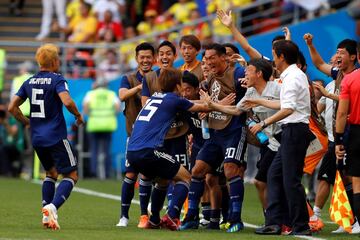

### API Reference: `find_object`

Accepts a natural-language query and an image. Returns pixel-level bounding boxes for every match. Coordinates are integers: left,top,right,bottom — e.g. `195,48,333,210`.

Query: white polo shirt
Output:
237,81,282,151
279,64,310,125
318,80,335,142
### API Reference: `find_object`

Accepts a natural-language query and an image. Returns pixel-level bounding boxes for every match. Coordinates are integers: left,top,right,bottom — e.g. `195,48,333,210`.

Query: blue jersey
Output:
186,112,206,149
16,71,68,147
221,66,247,133
128,92,194,151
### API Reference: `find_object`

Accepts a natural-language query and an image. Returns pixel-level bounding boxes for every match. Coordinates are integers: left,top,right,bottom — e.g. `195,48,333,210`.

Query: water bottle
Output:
201,119,210,139
246,118,269,145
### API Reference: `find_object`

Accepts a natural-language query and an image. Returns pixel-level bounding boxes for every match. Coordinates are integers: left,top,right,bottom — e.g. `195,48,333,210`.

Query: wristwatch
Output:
260,120,266,129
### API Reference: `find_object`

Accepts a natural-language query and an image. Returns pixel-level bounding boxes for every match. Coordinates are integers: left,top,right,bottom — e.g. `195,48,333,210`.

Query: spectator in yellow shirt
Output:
65,2,98,43
164,0,198,24
119,25,139,71
182,9,211,43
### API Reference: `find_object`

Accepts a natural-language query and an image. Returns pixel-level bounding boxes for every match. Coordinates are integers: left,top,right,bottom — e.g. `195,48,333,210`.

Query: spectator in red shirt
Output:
97,10,123,41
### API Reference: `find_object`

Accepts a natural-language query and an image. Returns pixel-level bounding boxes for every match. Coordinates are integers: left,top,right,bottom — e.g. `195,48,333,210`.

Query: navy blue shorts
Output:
127,148,181,180
164,135,190,171
197,126,247,173
124,137,137,174
34,139,78,174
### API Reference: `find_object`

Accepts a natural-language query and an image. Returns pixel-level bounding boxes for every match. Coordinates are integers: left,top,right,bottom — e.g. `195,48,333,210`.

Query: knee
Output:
254,179,266,190
224,163,240,180
126,172,137,180
65,170,78,184
206,175,219,188
46,168,58,180
191,162,207,179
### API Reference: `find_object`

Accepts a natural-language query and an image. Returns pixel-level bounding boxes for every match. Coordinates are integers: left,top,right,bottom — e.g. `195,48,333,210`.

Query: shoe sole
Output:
42,208,60,230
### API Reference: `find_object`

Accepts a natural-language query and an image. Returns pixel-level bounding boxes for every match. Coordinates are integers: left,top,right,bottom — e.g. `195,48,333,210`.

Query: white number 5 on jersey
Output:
138,99,163,122
31,88,45,118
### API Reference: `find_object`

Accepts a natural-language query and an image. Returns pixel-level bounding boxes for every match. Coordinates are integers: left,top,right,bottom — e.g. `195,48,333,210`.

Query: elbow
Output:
63,99,74,108
8,103,15,115
119,95,126,102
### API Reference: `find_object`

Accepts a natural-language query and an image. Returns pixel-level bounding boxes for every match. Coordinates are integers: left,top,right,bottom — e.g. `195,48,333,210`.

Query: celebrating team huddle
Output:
8,9,360,237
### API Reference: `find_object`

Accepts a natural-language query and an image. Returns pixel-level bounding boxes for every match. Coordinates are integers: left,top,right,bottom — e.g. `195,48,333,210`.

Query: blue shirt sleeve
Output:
176,96,194,111
141,76,150,97
331,67,339,80
234,66,247,101
120,75,130,89
55,76,68,94
16,82,28,100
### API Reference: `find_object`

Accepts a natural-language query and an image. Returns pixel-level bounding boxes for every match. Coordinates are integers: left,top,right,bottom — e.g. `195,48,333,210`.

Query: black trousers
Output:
265,123,312,232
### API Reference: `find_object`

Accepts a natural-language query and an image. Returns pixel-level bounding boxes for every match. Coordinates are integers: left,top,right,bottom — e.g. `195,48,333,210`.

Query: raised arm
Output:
304,33,332,76
217,10,262,59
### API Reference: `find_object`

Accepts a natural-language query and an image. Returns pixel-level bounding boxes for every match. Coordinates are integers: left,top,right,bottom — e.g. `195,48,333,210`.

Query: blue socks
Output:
208,209,221,229
167,183,174,209
221,185,229,222
52,178,75,209
42,177,56,207
139,178,152,216
168,181,189,219
150,184,168,224
187,177,205,218
228,176,244,223
201,202,211,221
121,176,135,218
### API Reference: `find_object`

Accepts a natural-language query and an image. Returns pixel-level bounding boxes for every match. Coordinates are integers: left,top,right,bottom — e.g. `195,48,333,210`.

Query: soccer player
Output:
203,58,281,215
142,41,191,208
126,68,208,230
180,43,247,233
179,34,204,82
116,42,155,228
8,44,84,230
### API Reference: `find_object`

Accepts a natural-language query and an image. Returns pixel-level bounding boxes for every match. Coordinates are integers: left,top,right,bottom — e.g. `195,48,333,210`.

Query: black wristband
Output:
335,133,344,145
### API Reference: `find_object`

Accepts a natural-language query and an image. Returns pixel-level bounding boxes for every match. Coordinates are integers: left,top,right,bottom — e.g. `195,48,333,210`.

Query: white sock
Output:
313,206,322,218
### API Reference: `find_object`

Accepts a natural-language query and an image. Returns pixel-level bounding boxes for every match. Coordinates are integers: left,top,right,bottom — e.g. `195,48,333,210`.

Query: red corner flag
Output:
329,170,354,233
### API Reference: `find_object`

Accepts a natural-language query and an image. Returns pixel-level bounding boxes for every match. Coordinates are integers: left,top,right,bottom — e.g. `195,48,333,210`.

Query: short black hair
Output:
272,40,299,65
136,42,155,56
182,71,199,88
247,58,273,82
272,35,285,44
297,51,307,70
204,43,226,56
223,43,240,54
157,40,176,55
337,39,357,64
179,35,201,51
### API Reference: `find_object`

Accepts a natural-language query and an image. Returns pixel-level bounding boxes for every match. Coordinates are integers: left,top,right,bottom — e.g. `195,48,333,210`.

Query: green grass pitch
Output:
0,177,355,240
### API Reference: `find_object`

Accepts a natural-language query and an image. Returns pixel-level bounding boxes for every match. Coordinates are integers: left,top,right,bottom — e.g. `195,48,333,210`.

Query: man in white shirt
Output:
253,40,312,236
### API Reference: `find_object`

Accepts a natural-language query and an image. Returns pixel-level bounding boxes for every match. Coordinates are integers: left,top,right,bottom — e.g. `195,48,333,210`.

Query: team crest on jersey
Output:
211,80,221,102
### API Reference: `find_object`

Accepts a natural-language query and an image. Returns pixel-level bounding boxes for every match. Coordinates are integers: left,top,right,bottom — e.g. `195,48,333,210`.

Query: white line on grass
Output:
32,180,327,240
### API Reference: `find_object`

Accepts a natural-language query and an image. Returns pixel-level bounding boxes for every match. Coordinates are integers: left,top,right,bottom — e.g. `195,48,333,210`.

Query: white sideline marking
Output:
32,180,327,240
